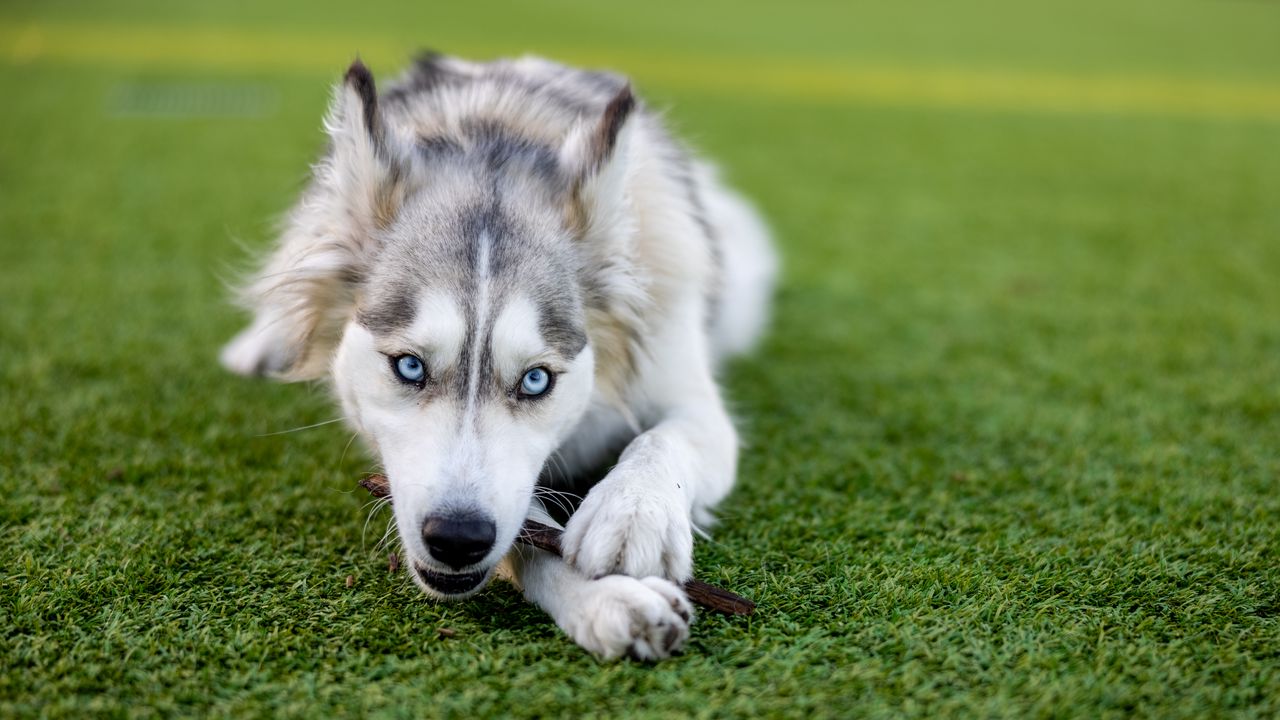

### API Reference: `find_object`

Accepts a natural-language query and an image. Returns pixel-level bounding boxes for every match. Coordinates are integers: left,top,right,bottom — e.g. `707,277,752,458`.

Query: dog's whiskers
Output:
535,486,582,503
535,495,570,518
375,514,399,552
533,486,581,518
543,449,574,485
255,417,347,437
360,496,394,549
337,431,364,467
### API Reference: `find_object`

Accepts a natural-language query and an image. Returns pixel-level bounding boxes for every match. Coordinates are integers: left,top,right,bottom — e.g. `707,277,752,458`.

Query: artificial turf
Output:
3,1,1279,717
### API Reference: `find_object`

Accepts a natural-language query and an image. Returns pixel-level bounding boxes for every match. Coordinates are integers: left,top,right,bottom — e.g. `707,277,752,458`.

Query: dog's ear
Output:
323,59,419,240
556,86,648,404
559,85,637,242
221,60,418,381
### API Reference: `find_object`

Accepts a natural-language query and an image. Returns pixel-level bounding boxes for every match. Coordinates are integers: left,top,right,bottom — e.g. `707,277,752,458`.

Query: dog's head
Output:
229,60,642,597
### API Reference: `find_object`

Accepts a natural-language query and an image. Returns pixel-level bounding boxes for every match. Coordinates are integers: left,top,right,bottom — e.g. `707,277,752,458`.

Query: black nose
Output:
420,514,496,570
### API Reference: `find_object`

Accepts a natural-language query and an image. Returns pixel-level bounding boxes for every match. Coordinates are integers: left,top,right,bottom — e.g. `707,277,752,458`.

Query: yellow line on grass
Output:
5,20,1280,122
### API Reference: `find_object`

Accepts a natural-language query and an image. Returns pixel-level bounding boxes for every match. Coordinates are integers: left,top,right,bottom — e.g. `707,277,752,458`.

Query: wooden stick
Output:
359,474,756,616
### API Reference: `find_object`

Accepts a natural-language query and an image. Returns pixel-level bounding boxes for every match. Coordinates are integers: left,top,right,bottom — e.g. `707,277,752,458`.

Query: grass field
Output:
3,1,1280,717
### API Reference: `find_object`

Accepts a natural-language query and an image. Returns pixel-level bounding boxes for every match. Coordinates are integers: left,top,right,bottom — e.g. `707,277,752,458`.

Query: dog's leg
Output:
219,311,297,377
561,301,738,582
499,508,693,661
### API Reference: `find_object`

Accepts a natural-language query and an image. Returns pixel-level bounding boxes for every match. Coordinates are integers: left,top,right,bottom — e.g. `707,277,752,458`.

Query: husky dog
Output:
221,53,776,660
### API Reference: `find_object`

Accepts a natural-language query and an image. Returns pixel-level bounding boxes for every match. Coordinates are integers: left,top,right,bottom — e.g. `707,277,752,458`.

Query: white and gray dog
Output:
222,53,776,660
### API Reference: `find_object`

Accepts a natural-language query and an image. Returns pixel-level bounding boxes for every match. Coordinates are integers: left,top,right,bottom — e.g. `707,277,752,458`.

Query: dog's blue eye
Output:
393,354,426,383
520,367,551,397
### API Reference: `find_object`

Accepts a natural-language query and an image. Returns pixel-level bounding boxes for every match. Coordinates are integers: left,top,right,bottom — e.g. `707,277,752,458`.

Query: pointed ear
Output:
322,59,417,238
559,85,637,239
556,86,646,404
220,61,419,382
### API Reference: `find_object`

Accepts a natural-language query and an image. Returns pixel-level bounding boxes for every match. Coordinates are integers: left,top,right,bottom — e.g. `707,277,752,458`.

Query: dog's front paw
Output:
562,480,693,582
562,575,693,661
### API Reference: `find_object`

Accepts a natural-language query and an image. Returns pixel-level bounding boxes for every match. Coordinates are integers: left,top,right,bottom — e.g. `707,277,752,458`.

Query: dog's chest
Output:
544,401,637,488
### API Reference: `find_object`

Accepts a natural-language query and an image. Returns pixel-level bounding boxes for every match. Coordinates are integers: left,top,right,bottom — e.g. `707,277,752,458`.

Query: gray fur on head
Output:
232,57,645,387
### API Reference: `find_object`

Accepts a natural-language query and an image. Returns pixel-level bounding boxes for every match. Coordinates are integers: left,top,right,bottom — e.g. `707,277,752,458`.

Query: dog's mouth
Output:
412,562,491,596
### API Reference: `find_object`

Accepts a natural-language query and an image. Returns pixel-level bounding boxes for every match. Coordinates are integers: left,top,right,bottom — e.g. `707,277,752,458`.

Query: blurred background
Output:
3,1,1279,716
3,0,1279,345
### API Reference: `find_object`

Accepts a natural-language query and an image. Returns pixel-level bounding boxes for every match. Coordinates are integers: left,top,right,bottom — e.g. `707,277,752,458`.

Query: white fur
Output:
501,514,693,661
699,163,779,359
490,296,555,381
223,54,776,660
333,319,596,599
405,291,468,371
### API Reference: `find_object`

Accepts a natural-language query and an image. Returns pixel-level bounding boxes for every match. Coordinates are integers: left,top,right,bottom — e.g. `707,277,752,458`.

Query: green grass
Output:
3,1,1280,717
